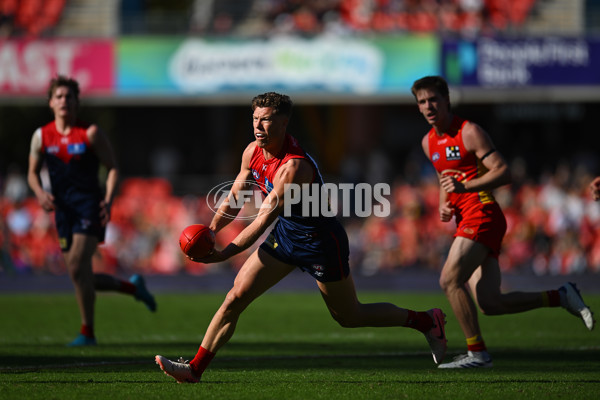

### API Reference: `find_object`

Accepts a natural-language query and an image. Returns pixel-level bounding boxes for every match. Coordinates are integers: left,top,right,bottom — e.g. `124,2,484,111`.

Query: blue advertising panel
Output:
443,37,600,87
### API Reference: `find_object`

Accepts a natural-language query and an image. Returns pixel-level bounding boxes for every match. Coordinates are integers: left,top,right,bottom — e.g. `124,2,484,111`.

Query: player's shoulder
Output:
277,156,314,184
84,122,101,143
243,141,259,157
461,119,486,136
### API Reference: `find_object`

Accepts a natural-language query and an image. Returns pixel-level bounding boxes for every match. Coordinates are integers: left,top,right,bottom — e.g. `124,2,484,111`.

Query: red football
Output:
179,224,216,259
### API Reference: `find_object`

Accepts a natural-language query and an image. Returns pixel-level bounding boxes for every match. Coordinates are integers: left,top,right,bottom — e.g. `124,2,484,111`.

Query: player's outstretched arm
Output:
203,157,313,263
208,143,256,235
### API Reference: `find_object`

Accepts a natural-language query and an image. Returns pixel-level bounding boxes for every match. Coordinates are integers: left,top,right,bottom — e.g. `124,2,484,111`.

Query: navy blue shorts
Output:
54,192,105,252
259,220,350,283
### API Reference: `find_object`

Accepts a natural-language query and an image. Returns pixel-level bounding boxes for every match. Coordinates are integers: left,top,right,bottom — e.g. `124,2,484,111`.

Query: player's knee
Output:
438,274,456,293
329,311,361,328
66,262,87,283
477,298,503,315
222,288,250,316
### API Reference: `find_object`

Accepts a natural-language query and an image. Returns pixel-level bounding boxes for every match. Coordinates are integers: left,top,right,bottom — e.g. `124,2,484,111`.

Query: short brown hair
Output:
251,92,293,117
47,75,80,102
411,76,449,99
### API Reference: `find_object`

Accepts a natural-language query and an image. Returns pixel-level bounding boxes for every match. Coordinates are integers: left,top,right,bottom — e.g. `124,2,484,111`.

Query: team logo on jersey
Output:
46,145,60,154
445,146,461,161
463,227,475,235
432,152,440,162
252,169,260,180
264,178,273,193
67,143,86,155
264,233,279,249
441,169,467,182
80,218,92,230
312,264,324,277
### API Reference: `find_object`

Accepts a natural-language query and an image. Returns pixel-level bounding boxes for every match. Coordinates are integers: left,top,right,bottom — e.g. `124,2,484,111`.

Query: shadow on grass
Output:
1,341,599,378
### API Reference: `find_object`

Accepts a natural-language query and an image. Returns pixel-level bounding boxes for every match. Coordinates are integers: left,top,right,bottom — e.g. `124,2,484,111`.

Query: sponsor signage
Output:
117,36,438,96
0,39,114,95
443,37,600,87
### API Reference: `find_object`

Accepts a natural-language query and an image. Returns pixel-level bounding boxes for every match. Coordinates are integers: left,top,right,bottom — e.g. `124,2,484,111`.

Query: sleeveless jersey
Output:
427,116,496,214
40,120,101,203
249,134,336,234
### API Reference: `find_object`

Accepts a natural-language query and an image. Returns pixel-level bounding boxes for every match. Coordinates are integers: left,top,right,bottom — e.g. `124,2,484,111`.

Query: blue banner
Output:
443,37,600,87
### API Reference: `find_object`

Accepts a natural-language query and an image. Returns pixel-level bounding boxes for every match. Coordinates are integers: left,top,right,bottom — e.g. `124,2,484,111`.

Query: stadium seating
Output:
9,0,66,37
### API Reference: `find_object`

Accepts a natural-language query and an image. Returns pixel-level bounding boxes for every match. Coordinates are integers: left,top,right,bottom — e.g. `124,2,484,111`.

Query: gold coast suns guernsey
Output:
428,116,496,214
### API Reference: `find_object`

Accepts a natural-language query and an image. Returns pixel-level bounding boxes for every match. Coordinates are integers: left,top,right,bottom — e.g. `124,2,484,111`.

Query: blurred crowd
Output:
192,0,537,38
0,0,539,38
2,165,600,277
0,0,65,37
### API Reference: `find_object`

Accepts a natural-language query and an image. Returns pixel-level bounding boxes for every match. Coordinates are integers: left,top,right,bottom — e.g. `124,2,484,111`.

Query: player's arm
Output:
590,176,600,201
27,128,55,212
422,134,453,222
437,171,454,222
208,142,256,234
202,157,314,263
88,124,119,226
440,122,511,194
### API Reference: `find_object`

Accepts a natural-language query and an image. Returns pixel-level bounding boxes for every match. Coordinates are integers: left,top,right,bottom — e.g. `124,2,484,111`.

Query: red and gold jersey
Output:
427,116,495,214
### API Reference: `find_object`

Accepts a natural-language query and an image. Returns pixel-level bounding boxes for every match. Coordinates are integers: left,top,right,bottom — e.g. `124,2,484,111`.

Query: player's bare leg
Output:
469,259,544,315
436,237,494,368
94,273,157,312
156,249,295,383
318,274,410,327
65,233,98,346
200,250,295,352
470,257,595,330
318,273,447,363
439,237,487,339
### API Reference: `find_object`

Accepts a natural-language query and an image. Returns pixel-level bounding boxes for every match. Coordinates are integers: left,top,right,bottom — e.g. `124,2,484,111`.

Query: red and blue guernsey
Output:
39,120,105,250
250,134,349,282
40,120,101,201
249,133,337,233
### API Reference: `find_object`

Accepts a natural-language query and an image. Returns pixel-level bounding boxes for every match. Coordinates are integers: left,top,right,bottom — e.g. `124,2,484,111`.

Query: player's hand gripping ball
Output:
179,224,216,259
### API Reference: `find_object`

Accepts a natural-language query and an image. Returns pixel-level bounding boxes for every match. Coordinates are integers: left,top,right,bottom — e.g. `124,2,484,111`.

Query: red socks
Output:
542,290,561,307
81,324,95,338
466,334,486,352
404,310,434,333
189,346,216,377
119,281,137,295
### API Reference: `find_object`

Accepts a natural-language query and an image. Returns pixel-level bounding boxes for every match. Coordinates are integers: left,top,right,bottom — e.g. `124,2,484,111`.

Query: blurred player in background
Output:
27,76,156,347
412,75,595,368
155,92,448,383
590,177,600,200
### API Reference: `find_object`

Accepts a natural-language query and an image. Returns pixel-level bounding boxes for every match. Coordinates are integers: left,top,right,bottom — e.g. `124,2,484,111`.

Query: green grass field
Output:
1,290,599,399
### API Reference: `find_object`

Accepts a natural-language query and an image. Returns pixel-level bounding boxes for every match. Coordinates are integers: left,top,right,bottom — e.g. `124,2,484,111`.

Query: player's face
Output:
415,88,450,127
49,86,77,119
253,106,288,149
